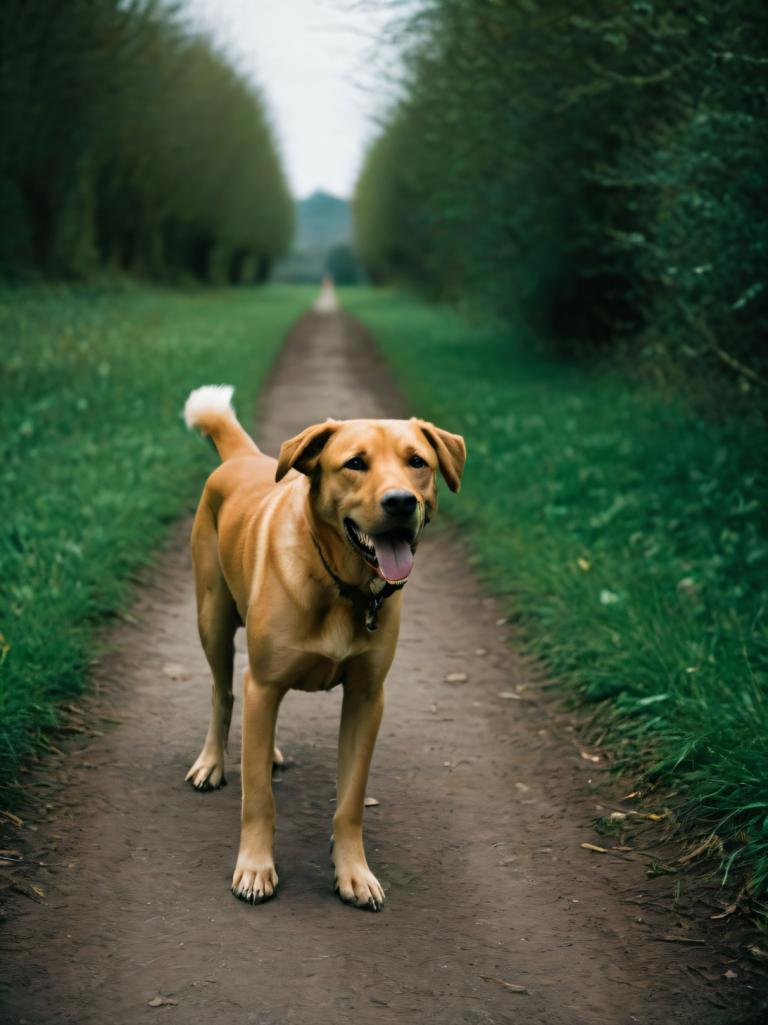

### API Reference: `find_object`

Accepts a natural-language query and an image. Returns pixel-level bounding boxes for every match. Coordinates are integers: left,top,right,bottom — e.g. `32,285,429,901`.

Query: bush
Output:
326,243,363,284
354,1,768,394
0,0,293,281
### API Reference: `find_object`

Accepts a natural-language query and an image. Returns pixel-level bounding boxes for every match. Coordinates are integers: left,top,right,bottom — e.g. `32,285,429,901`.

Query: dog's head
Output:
275,418,466,584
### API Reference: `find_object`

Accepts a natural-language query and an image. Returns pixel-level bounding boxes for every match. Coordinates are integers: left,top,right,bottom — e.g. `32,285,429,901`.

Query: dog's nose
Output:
381,489,417,518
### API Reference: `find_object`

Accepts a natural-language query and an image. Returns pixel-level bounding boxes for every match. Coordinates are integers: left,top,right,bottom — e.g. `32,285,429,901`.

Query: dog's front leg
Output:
332,675,386,910
232,668,284,904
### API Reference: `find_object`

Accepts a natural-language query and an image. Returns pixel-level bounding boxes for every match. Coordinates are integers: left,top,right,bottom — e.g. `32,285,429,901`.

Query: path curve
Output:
0,310,760,1025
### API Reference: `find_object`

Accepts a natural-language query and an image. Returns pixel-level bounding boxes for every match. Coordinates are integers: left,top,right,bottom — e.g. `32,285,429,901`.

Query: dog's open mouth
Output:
344,518,416,585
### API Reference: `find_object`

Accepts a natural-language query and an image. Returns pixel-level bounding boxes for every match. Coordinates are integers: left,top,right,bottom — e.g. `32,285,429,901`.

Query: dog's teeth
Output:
347,522,377,555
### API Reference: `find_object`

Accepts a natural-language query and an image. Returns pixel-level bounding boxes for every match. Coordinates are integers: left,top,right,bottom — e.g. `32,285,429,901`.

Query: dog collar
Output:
311,535,405,632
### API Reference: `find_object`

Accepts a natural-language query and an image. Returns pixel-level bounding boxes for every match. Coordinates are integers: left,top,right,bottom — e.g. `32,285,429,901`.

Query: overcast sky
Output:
184,0,397,199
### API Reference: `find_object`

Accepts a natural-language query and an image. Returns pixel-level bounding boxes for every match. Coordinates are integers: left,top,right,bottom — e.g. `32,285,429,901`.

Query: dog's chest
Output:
309,601,369,659
291,657,345,693
291,607,370,691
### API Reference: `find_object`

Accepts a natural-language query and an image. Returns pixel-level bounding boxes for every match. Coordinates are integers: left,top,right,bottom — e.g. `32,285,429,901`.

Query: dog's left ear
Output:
275,421,339,481
411,418,466,492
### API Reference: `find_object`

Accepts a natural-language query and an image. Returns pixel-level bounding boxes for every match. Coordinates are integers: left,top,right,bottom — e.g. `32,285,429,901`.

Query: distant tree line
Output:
355,1,768,391
0,0,293,282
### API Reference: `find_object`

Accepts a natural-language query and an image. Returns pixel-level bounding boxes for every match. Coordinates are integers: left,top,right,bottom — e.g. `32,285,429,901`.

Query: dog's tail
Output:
183,385,260,462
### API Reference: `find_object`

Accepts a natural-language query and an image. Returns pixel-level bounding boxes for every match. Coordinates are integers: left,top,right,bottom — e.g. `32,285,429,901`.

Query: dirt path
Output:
0,310,762,1025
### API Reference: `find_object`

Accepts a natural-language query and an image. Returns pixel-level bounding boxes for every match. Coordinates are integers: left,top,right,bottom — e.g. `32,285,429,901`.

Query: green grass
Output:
342,287,768,901
0,282,312,790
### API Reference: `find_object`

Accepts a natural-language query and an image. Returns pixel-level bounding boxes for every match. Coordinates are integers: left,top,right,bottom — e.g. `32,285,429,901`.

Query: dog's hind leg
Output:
186,506,239,791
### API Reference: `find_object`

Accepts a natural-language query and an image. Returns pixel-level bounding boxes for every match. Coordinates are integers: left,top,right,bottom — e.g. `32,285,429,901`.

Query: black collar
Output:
311,535,405,632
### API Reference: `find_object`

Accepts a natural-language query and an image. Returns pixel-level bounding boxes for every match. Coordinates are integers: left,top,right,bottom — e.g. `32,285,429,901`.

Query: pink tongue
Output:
372,535,415,583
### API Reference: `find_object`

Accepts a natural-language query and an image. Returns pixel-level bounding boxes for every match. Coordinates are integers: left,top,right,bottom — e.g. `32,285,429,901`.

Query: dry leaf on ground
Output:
148,995,178,1007
710,903,737,920
747,945,768,962
12,882,46,903
481,975,529,994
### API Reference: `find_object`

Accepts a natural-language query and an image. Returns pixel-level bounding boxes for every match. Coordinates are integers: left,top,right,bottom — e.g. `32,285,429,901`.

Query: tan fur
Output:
185,394,465,909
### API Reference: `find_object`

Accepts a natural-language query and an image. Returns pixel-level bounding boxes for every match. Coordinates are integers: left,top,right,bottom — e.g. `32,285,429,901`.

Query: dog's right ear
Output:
275,421,339,481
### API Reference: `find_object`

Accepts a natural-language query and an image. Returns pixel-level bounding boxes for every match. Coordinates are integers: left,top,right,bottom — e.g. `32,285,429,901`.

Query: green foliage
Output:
0,283,312,788
0,0,293,281
343,286,768,897
274,191,356,284
354,1,768,393
326,243,362,285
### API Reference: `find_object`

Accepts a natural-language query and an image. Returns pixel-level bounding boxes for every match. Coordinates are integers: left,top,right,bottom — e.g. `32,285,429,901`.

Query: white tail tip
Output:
183,384,235,430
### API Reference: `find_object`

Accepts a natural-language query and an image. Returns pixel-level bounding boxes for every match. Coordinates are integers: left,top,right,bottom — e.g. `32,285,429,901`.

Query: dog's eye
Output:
344,456,367,471
409,454,428,469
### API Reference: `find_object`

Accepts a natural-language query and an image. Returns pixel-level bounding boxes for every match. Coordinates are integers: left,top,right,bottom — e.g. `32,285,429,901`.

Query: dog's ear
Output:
275,421,339,482
411,418,466,493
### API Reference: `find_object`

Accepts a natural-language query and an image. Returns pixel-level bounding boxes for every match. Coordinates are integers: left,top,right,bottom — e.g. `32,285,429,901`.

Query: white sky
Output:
183,0,398,199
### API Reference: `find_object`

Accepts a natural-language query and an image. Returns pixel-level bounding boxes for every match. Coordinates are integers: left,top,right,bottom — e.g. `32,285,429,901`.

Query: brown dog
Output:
183,385,466,910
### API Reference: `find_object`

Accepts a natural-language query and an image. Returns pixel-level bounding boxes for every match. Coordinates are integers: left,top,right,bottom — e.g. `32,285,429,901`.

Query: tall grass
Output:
0,283,312,789
343,287,768,900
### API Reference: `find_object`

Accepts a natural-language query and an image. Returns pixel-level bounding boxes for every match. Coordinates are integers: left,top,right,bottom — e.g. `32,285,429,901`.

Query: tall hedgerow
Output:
0,0,293,282
354,1,768,392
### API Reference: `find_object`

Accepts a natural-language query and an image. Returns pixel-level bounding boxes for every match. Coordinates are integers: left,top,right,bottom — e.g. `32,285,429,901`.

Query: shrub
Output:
0,0,293,281
354,1,768,394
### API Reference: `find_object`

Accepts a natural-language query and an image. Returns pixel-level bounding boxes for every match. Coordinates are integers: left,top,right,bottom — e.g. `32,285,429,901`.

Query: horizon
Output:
184,0,396,200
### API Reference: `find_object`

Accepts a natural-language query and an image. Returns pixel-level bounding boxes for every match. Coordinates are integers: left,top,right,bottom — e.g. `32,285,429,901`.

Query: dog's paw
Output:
185,750,226,791
232,858,278,905
333,858,385,912
273,745,286,768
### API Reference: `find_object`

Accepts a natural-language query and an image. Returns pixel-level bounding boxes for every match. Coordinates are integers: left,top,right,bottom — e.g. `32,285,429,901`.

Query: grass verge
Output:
0,282,312,791
342,286,768,904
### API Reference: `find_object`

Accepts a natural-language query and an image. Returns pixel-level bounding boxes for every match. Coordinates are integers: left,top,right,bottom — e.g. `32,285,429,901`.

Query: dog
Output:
183,385,466,910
